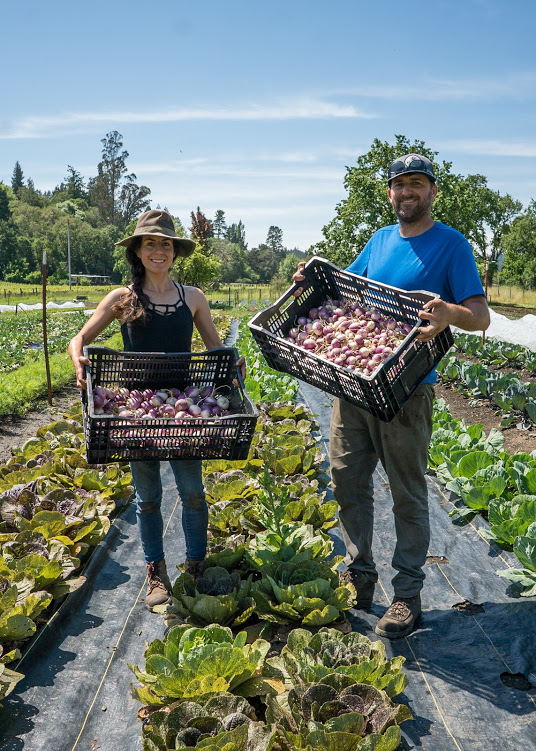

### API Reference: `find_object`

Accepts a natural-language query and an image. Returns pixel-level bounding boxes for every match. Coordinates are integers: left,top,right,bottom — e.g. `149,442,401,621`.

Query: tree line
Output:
0,130,305,288
1,132,535,290
312,135,536,290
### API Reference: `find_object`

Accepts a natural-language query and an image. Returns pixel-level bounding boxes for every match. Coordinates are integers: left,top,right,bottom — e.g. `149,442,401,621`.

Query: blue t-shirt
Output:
346,221,484,383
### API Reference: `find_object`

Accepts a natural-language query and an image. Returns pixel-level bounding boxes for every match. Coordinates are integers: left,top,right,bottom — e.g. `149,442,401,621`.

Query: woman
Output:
69,209,244,610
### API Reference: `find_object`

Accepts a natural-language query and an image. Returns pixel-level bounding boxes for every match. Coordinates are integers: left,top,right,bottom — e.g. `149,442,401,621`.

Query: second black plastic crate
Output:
248,256,454,421
83,346,258,463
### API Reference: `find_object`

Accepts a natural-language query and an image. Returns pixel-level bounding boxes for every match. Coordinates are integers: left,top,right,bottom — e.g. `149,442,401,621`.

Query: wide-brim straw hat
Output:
115,209,196,257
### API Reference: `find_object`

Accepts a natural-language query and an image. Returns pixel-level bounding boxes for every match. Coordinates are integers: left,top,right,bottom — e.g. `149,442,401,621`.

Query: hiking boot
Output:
184,559,207,579
146,560,172,610
375,594,421,639
349,571,376,610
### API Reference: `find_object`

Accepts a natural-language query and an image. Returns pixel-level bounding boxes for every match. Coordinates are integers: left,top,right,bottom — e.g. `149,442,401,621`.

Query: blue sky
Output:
1,0,535,251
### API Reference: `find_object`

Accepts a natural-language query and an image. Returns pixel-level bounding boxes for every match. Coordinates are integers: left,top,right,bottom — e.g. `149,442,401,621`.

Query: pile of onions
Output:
91,384,234,420
284,299,414,377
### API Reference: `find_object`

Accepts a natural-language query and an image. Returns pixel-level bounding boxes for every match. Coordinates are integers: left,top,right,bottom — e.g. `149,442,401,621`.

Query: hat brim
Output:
115,231,196,257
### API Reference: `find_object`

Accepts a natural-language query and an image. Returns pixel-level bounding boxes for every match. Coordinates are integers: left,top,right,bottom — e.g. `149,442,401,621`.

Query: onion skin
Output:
289,299,413,377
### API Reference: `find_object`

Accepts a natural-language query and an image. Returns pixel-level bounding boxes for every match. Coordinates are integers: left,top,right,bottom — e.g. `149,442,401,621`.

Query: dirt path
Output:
0,384,81,465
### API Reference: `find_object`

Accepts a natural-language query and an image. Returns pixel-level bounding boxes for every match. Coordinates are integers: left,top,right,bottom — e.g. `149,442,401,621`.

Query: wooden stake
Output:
42,250,52,405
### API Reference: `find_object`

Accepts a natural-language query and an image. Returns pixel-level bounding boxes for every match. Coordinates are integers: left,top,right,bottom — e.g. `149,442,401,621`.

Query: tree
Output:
313,135,521,270
208,237,258,283
89,131,129,225
212,210,227,238
64,165,87,200
117,174,151,230
225,220,247,249
0,183,12,222
11,162,24,194
0,220,19,279
190,207,213,248
247,244,279,283
174,247,221,288
499,200,536,289
266,225,285,261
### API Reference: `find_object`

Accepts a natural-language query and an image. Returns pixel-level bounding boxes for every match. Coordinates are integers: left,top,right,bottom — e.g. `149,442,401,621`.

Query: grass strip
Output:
0,333,123,417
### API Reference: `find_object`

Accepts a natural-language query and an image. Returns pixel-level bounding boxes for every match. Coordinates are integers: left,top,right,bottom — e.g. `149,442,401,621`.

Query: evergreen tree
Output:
266,225,285,262
90,131,129,224
64,165,87,200
117,174,151,230
11,161,24,194
213,209,227,238
225,220,247,249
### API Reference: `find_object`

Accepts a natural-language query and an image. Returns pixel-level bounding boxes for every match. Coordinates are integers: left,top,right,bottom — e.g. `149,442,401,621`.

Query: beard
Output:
392,187,433,224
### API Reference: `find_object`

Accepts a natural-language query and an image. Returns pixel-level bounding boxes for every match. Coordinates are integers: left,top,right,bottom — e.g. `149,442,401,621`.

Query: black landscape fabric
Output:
0,379,535,751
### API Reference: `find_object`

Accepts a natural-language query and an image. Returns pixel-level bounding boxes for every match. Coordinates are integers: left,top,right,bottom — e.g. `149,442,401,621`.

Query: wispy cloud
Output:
440,139,536,157
0,99,376,140
340,71,536,101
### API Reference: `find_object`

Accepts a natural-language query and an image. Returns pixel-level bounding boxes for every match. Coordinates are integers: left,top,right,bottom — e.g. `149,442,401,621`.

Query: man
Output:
295,153,490,638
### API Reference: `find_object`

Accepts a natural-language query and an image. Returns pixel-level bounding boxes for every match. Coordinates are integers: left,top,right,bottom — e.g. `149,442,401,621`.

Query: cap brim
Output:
388,170,436,184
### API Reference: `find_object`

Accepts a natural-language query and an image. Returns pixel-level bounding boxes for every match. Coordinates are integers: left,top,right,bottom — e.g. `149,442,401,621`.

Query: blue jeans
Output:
129,459,208,565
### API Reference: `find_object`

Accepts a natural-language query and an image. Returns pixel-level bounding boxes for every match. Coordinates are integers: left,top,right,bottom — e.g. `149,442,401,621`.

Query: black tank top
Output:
121,282,194,353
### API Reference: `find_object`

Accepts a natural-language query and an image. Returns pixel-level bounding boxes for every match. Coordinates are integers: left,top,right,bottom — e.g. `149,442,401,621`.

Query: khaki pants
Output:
329,384,435,598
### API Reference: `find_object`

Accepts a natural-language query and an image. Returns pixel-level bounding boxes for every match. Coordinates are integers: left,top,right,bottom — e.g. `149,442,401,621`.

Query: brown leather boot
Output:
146,560,171,610
375,594,421,639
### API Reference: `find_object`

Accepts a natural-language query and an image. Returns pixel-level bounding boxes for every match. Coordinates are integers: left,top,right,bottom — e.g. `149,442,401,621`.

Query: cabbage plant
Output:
269,628,407,699
140,691,276,751
162,567,255,628
266,673,411,751
130,624,278,709
251,560,355,626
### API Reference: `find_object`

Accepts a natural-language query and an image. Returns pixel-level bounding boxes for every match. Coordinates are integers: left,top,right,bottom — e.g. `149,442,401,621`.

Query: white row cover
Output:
0,301,86,313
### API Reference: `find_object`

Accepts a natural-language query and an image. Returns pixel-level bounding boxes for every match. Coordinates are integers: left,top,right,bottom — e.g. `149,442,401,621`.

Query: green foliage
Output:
174,246,221,289
499,199,536,289
266,673,411,751
164,567,256,628
250,560,354,626
312,134,521,269
272,628,408,698
129,624,274,708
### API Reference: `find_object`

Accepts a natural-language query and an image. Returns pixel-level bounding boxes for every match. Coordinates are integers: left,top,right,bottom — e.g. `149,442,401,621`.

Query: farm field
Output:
0,320,535,750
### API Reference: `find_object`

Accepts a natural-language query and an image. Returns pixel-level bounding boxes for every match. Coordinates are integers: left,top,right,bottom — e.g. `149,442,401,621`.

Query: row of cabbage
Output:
437,353,536,428
130,322,412,751
453,332,536,372
0,315,232,705
429,398,536,597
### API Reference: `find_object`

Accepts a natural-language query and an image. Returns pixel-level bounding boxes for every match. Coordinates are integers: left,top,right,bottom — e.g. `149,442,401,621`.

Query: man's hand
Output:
416,298,450,341
416,294,490,341
292,262,306,297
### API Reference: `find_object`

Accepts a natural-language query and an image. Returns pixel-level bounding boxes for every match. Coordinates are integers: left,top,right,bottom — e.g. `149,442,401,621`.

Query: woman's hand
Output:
236,356,246,382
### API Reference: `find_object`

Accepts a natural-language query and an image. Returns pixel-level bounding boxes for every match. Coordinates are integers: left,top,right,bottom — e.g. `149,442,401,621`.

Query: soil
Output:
0,385,82,465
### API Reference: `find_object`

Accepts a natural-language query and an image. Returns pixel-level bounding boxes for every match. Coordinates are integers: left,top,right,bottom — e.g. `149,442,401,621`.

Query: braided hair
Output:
111,237,180,325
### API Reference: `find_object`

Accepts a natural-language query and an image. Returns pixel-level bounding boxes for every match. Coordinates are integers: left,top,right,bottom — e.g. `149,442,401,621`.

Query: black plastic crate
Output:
82,346,258,463
248,256,454,422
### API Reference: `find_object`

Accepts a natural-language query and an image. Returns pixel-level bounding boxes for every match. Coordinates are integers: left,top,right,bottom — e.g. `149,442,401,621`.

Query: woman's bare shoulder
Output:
103,286,130,303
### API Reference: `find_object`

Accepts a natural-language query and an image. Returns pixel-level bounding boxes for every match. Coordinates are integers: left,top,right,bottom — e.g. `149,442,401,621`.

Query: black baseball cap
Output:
387,153,436,184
